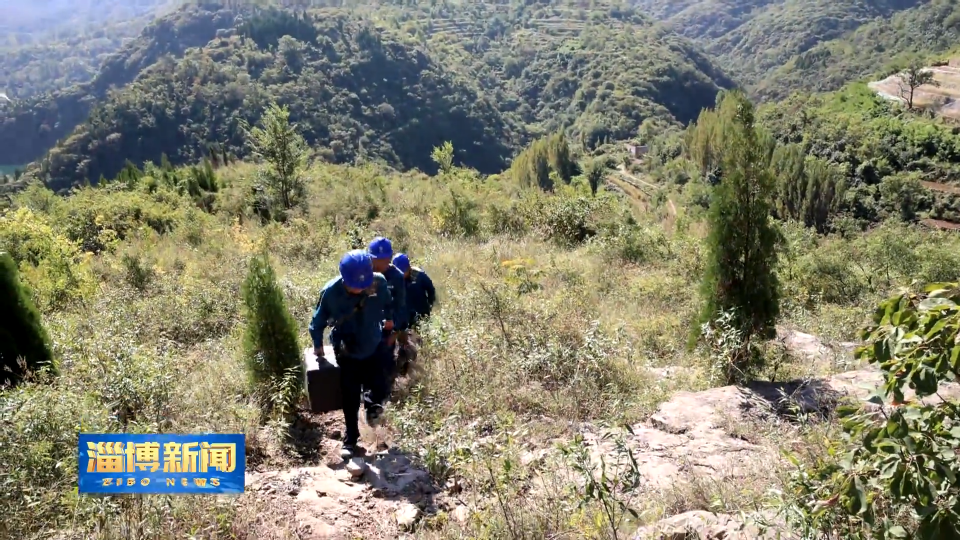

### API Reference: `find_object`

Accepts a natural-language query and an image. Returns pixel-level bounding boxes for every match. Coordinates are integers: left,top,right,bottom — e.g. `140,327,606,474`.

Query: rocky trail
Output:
237,328,960,539
241,411,457,539
922,218,960,231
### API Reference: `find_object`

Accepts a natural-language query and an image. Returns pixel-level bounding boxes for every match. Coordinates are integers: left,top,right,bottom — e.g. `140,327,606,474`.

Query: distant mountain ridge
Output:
0,6,241,173
1,1,735,191
0,0,180,99
631,0,929,97
1,0,174,34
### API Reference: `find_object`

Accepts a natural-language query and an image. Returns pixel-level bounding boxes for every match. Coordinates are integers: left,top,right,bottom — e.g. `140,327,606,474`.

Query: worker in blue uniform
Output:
367,237,407,372
391,253,436,327
390,253,437,369
309,250,393,459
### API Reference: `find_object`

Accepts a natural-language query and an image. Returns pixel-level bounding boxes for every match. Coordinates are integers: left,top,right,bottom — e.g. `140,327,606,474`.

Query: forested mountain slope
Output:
755,0,960,100
0,5,239,171
632,0,925,95
38,9,521,189
381,1,735,142
1,0,177,98
6,1,734,191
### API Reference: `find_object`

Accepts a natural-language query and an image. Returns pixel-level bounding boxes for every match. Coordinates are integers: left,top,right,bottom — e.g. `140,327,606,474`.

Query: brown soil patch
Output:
922,180,960,195
868,65,960,119
922,218,960,231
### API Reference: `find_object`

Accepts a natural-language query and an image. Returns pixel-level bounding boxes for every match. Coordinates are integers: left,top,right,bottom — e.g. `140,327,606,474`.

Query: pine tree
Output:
117,160,143,187
0,252,55,386
241,251,304,418
244,103,308,211
691,92,781,382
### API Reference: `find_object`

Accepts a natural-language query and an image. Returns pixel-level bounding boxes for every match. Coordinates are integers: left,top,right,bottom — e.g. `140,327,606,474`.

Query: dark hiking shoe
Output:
365,404,384,427
340,442,358,460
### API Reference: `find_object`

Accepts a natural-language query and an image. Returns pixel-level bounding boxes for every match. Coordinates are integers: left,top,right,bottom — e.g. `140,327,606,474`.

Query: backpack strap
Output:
333,294,367,328
314,288,369,328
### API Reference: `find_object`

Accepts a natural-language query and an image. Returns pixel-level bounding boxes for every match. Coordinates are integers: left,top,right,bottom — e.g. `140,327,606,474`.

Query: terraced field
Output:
868,62,960,120
390,1,611,43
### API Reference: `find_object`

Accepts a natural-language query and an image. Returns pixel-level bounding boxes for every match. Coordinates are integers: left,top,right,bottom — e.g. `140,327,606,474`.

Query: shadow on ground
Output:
746,378,846,420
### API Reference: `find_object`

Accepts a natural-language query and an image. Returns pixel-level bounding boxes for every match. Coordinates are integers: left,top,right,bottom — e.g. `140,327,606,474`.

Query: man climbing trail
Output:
391,253,437,369
367,237,407,373
309,250,394,460
392,253,436,327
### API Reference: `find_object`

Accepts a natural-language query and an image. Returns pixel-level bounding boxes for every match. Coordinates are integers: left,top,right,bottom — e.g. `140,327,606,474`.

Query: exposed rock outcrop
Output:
244,445,436,539
631,510,796,540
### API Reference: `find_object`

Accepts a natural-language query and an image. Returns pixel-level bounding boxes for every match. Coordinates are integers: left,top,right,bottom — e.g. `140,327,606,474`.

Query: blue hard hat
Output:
392,253,410,273
368,236,393,260
339,250,374,290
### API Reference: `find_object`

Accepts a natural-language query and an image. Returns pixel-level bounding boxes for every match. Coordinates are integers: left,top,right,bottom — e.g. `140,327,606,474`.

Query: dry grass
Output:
1,159,958,539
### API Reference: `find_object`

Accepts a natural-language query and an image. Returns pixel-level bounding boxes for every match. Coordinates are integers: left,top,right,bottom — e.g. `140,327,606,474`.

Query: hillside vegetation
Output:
761,84,960,226
38,9,520,190
1,0,176,98
2,88,960,537
756,0,960,100
1,1,733,192
381,1,734,139
640,82,960,234
632,0,922,91
633,0,960,101
3,2,960,536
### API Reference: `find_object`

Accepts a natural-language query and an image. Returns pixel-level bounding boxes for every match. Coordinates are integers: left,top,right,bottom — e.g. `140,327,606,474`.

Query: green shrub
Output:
121,252,156,292
0,252,55,386
0,387,110,538
610,223,672,265
483,199,531,237
430,187,481,238
240,251,304,419
793,241,867,305
538,196,597,247
782,283,960,539
0,207,97,311
60,188,184,253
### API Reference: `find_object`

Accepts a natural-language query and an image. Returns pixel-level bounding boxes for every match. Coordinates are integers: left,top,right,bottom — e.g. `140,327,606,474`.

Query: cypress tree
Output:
509,131,575,191
770,144,844,233
0,252,55,386
241,250,304,417
546,132,575,183
585,158,607,196
690,92,781,380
